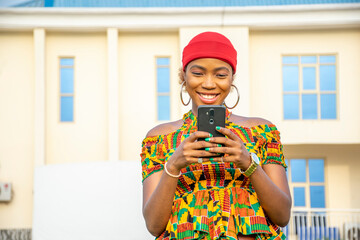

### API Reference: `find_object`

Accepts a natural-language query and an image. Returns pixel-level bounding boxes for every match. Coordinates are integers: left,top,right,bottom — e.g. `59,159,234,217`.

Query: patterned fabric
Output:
140,110,287,240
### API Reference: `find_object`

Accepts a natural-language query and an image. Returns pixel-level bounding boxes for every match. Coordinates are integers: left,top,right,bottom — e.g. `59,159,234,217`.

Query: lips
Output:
197,92,220,104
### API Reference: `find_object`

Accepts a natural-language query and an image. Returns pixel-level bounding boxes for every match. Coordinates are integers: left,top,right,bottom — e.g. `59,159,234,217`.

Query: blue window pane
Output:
157,57,170,66
309,159,324,183
320,55,336,64
310,186,325,208
321,94,337,119
283,66,299,91
303,67,316,90
60,58,74,66
157,68,170,93
291,159,306,182
294,187,306,207
60,68,74,94
282,56,298,64
302,94,317,119
158,95,170,121
301,56,317,64
283,94,299,120
320,65,336,91
60,96,74,122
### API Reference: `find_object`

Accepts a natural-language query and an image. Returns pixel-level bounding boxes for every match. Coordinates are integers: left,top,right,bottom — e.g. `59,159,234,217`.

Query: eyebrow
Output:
214,67,230,72
189,65,206,71
189,65,230,72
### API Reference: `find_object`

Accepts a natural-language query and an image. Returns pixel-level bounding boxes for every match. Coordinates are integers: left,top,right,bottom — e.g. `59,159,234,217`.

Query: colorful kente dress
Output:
140,110,287,240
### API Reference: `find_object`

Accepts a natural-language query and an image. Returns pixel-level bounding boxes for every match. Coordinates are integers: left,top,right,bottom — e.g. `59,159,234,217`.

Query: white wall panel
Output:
33,161,153,240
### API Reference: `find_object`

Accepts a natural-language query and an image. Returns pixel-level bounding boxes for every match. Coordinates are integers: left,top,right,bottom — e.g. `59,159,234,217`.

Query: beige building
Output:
0,2,360,239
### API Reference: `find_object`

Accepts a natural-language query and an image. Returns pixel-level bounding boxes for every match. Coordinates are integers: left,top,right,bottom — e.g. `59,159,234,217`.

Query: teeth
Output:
200,94,217,99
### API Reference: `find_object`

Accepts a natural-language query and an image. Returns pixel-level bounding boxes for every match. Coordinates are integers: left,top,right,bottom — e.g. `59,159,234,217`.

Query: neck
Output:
191,103,199,117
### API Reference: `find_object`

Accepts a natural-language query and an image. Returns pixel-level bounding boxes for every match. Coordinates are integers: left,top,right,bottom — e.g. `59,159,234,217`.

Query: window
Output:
156,57,170,121
286,158,326,208
60,58,74,122
282,55,337,120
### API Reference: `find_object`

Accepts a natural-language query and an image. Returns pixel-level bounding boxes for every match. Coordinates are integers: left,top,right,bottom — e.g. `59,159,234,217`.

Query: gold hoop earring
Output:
224,85,240,109
180,81,191,106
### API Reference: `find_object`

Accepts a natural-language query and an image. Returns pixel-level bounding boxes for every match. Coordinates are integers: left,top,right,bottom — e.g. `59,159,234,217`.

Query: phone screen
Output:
197,105,226,138
197,105,226,158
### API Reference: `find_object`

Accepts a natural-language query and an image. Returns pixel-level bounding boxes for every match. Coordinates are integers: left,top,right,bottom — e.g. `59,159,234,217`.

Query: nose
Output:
202,75,216,89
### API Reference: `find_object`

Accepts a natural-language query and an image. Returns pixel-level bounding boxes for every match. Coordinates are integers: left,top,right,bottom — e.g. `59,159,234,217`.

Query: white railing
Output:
282,209,360,240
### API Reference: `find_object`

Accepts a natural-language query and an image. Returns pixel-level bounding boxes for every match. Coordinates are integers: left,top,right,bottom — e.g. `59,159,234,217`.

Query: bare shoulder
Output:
146,119,183,138
229,114,273,128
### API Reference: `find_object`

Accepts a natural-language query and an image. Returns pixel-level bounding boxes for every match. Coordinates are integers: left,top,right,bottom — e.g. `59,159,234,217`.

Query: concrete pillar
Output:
107,28,119,161
34,28,46,166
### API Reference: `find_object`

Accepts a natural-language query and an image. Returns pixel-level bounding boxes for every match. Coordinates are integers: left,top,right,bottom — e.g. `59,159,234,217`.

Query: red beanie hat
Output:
182,31,237,73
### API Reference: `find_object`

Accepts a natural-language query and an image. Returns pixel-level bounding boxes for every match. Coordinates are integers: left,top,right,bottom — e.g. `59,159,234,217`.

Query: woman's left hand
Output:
207,128,291,227
205,126,252,170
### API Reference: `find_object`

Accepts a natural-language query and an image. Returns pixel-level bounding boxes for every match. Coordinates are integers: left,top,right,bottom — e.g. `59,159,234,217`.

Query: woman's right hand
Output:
165,131,221,175
143,131,223,236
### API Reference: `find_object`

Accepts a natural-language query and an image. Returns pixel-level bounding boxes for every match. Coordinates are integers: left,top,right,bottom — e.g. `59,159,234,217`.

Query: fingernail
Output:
210,157,214,161
209,133,213,137
205,147,210,151
216,126,221,130
217,144,222,147
205,138,210,142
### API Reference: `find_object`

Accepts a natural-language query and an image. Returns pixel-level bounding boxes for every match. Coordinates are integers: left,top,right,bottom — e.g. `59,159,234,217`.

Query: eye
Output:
192,71,203,76
216,73,228,78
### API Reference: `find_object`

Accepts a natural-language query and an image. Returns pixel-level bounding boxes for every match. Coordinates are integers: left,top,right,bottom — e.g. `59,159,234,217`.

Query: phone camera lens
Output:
209,109,215,117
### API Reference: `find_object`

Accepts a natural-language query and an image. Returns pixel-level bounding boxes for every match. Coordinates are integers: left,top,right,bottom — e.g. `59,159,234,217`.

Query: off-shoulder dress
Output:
141,110,287,240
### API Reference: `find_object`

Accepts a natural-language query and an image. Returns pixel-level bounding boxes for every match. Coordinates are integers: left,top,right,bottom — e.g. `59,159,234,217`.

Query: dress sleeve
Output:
258,125,287,169
140,135,167,182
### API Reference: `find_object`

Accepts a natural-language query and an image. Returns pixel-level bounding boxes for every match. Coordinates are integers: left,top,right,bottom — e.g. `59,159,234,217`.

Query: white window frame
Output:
286,158,327,210
282,54,338,120
155,56,171,122
59,56,75,123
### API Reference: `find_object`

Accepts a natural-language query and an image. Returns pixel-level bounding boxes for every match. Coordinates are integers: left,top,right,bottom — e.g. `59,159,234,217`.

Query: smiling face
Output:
183,58,234,114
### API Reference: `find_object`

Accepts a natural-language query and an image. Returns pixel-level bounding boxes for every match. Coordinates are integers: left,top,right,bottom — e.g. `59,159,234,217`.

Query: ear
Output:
181,70,186,82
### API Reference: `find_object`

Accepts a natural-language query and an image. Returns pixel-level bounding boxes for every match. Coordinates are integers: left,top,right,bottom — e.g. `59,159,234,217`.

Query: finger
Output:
203,156,226,162
205,146,239,155
206,136,237,147
209,155,238,163
192,141,222,150
187,149,220,158
187,157,214,164
215,126,243,142
187,131,213,142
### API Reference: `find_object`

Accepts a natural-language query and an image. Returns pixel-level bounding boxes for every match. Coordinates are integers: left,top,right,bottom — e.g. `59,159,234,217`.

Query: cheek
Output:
184,77,200,91
185,83,198,95
220,81,233,92
187,81,198,89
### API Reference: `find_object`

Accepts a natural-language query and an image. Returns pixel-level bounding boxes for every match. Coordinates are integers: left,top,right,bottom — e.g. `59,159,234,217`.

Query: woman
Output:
141,32,291,240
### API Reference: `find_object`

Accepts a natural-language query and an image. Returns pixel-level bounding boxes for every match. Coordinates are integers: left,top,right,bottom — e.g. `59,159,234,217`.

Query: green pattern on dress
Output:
141,110,287,240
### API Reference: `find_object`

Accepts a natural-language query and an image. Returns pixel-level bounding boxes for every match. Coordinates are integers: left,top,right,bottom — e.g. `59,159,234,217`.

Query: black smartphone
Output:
197,105,226,157
197,105,226,137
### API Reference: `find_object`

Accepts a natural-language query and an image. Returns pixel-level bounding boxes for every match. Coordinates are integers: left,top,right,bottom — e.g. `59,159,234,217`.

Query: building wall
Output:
45,32,108,164
284,144,360,209
118,31,179,160
0,32,34,228
0,22,359,232
249,29,360,144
